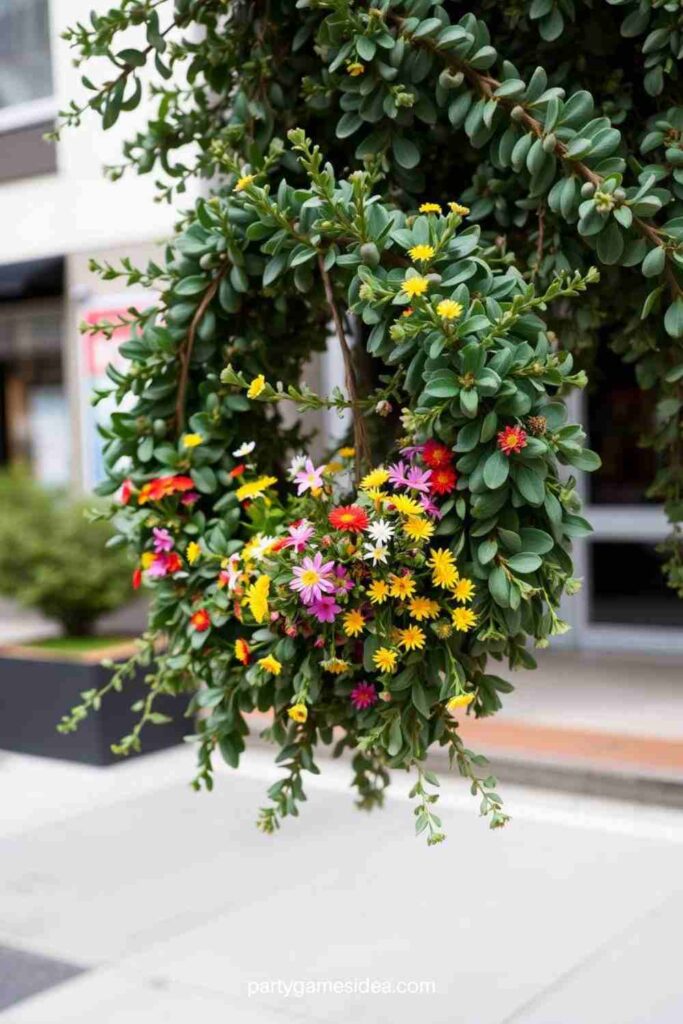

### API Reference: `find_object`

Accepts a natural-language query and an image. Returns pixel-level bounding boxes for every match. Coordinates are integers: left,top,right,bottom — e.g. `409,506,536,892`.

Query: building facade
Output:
1,0,680,650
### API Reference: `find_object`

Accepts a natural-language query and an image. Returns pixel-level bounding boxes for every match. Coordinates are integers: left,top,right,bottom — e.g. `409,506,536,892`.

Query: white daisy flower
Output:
363,543,389,565
286,452,308,480
233,441,256,458
367,518,395,545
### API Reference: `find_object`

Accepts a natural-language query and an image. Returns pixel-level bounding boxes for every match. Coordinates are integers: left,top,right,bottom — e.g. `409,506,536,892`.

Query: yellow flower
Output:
408,244,435,262
452,578,475,603
389,573,416,600
347,61,365,76
452,607,477,632
338,446,356,458
436,299,463,321
235,638,251,665
343,609,365,637
398,625,426,651
373,647,398,673
447,692,475,710
434,620,453,638
408,596,440,621
429,547,459,589
401,274,429,298
324,461,343,475
368,580,390,604
322,657,350,674
419,202,442,214
448,201,470,216
140,551,155,569
366,487,388,505
361,467,390,490
234,173,255,192
235,475,278,501
246,574,270,623
390,494,425,517
258,654,282,675
186,541,201,565
288,702,308,723
247,374,266,399
403,516,434,542
182,432,203,448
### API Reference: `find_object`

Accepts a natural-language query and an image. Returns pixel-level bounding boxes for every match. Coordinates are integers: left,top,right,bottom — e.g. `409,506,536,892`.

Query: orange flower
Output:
190,609,211,632
138,475,195,504
235,638,251,665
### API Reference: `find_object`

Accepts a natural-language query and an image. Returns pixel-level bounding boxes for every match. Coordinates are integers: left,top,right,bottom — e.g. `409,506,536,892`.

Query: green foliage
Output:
0,472,132,636
58,0,683,836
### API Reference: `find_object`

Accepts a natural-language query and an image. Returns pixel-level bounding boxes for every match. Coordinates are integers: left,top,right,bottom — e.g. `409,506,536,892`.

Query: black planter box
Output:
0,643,188,765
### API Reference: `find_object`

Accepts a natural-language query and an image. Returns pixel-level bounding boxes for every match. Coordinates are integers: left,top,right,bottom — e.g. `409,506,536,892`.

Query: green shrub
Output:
0,472,133,637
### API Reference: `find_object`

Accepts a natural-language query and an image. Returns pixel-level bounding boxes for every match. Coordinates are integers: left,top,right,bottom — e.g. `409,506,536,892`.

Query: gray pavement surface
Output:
1,744,682,1022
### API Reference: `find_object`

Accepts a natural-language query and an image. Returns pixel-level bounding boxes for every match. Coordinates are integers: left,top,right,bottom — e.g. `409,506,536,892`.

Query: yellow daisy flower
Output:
234,173,256,192
247,374,266,398
408,244,435,262
389,573,416,600
235,475,278,501
368,580,390,604
398,625,426,651
390,494,425,517
408,596,440,621
452,578,475,603
140,551,155,569
448,201,470,216
452,607,477,632
322,658,351,674
288,703,308,723
338,446,356,458
436,299,463,321
419,202,442,214
366,487,388,505
401,274,429,298
258,654,282,675
428,547,459,589
347,61,365,76
186,541,201,565
343,609,365,637
324,461,343,475
403,516,434,542
373,647,398,673
245,574,270,623
182,432,203,448
361,467,390,490
447,692,475,710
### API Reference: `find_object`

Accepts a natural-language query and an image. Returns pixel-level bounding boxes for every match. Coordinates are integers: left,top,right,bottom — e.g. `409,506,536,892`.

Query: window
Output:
589,541,682,629
0,0,53,112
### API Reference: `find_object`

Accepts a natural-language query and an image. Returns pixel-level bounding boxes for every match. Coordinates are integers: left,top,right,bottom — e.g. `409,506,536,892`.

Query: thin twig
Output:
175,264,228,429
317,252,371,484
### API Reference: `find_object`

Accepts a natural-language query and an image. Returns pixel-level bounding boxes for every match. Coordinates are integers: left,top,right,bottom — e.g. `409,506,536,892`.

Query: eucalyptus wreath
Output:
57,0,682,841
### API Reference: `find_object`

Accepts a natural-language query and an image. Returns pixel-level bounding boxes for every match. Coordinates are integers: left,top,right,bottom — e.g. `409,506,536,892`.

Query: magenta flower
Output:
405,465,432,493
293,458,325,496
419,494,444,519
333,564,353,594
387,460,411,489
350,682,378,710
400,443,425,459
282,520,315,553
180,491,200,506
307,596,342,623
152,527,174,553
290,551,336,604
147,552,174,577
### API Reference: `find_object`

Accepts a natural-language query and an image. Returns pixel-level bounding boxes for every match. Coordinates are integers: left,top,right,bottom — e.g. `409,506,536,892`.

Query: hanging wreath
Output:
60,130,600,842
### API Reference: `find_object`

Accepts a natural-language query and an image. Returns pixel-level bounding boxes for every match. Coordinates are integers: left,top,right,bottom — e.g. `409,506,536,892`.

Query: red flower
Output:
350,682,378,710
422,440,453,469
270,538,287,552
190,609,211,632
120,479,134,505
166,552,182,574
138,475,195,505
131,567,142,590
497,425,528,457
328,505,369,533
429,466,457,495
230,464,246,478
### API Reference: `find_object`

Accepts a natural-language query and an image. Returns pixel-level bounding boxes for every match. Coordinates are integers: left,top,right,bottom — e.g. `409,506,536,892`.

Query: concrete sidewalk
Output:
1,744,682,1023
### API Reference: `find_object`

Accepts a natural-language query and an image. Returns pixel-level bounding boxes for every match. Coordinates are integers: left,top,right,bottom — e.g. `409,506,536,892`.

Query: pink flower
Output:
294,458,325,495
282,519,315,553
290,552,336,604
400,443,425,459
333,564,353,594
350,682,378,710
419,495,444,519
387,460,411,489
147,552,181,577
308,596,342,623
180,491,200,506
152,527,174,553
405,465,432,493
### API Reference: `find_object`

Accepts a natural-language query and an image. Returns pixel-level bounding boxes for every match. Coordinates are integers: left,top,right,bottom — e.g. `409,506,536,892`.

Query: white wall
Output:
0,0,185,264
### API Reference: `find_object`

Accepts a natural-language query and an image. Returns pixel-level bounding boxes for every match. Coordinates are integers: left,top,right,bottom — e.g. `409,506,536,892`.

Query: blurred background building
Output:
0,0,681,655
